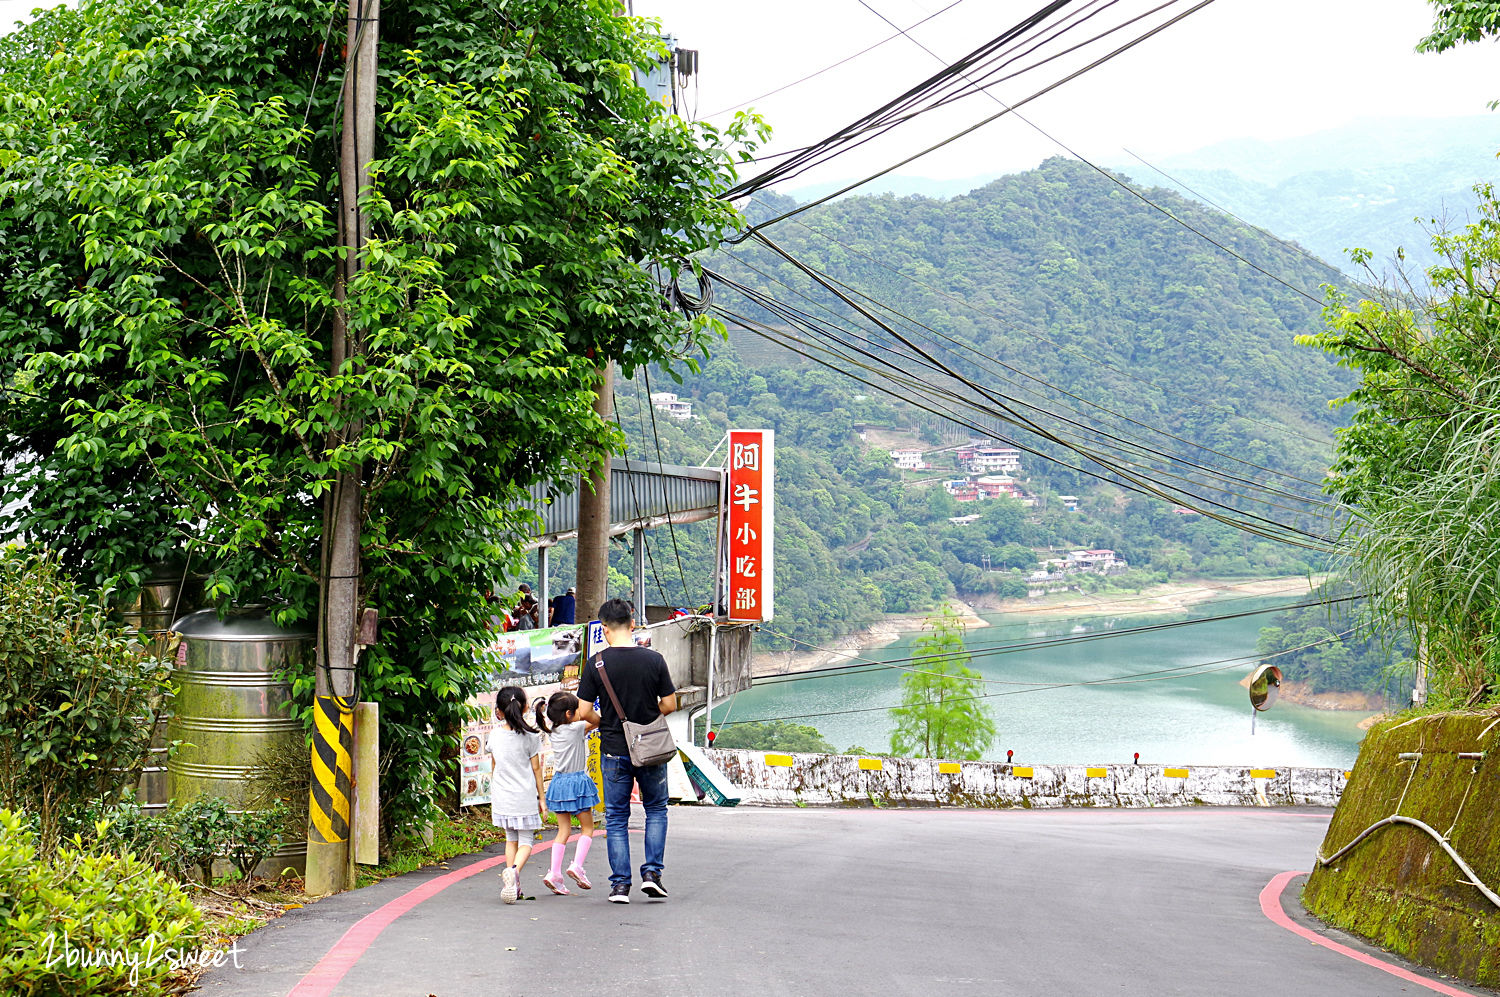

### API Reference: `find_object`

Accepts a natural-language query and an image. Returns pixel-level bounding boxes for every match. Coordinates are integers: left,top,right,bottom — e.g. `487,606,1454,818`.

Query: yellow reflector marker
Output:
1344,771,1353,779
1250,769,1277,779
1013,766,1034,778
858,758,883,771
765,753,794,767
938,762,961,774
1164,767,1189,778
1086,767,1107,778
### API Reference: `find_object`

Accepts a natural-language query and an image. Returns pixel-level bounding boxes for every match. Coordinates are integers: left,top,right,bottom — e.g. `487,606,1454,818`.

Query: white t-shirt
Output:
548,721,591,774
487,725,541,817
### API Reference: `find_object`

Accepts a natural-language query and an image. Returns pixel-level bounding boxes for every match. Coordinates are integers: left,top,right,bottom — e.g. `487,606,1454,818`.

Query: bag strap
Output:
591,651,628,722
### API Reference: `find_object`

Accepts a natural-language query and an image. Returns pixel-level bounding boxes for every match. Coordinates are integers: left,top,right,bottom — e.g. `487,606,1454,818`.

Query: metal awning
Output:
524,458,721,548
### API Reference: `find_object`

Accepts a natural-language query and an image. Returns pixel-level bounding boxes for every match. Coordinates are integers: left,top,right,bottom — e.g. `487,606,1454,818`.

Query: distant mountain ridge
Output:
783,115,1500,275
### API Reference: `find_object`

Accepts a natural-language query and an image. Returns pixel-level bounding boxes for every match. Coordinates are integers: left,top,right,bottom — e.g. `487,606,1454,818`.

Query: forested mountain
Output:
789,116,1500,277
1256,579,1414,702
578,157,1360,648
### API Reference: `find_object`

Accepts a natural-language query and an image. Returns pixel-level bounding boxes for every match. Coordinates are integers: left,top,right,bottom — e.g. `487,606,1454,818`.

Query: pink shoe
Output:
566,864,592,890
541,871,570,895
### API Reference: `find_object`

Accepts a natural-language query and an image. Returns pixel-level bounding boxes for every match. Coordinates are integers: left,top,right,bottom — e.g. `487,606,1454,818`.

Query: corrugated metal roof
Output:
525,458,721,548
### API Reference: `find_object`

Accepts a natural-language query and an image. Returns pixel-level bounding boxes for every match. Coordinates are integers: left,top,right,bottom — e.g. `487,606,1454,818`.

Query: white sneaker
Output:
501,866,518,904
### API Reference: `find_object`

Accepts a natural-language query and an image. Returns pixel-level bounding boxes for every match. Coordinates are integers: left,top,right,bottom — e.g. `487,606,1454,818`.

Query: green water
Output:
714,596,1369,769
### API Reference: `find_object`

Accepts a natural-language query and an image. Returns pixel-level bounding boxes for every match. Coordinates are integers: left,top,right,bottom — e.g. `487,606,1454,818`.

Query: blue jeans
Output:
602,753,668,888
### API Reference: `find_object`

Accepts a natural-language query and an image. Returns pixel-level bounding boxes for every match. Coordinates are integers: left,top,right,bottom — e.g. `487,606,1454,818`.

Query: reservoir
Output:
714,595,1371,769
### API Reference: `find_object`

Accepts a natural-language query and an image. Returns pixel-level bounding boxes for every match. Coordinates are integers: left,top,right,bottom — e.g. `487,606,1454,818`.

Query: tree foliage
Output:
1301,186,1500,706
1255,579,1414,699
889,606,995,761
0,0,763,825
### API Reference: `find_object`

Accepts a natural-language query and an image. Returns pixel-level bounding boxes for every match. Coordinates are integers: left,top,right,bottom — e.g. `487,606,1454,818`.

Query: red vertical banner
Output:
726,430,774,622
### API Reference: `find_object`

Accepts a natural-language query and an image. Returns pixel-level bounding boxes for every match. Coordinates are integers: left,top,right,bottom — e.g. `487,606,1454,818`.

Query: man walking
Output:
575,598,676,903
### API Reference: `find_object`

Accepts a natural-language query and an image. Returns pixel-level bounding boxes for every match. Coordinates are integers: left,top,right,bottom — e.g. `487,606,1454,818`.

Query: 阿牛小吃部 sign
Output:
726,429,774,622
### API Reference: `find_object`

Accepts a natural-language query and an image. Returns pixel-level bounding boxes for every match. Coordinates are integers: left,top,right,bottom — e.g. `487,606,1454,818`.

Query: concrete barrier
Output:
706,748,1347,808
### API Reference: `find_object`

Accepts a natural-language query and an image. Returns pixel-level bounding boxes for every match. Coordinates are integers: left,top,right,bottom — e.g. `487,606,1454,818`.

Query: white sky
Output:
638,0,1500,184
3,0,1496,185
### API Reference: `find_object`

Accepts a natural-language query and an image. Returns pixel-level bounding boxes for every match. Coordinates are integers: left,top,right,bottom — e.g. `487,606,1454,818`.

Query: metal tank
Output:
116,564,201,815
167,607,312,875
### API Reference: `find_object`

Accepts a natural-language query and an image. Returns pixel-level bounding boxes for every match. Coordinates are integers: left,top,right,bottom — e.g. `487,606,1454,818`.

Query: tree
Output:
0,0,764,826
1301,189,1500,706
889,605,996,760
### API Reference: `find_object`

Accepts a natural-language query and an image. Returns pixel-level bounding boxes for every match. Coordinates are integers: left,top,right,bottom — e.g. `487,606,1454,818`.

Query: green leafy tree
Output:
1301,190,1500,706
889,605,996,760
0,0,763,825
0,548,173,856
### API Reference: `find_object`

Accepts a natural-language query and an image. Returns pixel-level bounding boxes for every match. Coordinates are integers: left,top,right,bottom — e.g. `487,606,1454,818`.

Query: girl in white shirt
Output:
533,691,600,895
489,686,544,904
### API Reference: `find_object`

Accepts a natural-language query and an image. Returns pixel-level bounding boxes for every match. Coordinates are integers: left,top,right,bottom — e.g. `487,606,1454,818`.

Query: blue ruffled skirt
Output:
545,770,599,813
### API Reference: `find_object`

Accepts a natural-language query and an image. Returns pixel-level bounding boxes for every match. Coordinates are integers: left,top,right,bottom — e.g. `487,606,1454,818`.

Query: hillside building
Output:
890,448,928,470
649,391,693,420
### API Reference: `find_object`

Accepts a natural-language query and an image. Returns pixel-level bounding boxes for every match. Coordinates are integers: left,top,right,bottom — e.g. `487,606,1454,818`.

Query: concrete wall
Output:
707,748,1348,808
640,617,755,712
1303,712,1500,986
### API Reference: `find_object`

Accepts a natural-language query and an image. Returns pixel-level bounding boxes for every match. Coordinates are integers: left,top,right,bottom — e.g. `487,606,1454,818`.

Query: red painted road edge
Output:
287,834,601,997
1259,870,1475,997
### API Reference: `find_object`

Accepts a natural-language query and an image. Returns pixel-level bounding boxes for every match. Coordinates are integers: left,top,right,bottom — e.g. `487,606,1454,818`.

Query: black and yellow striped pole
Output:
307,695,355,893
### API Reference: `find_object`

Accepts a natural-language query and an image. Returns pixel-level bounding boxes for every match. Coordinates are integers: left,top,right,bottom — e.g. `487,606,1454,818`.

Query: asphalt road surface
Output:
197,806,1497,997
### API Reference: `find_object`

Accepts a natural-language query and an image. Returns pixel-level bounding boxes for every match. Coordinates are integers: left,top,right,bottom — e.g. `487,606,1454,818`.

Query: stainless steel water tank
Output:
117,564,200,815
167,608,312,875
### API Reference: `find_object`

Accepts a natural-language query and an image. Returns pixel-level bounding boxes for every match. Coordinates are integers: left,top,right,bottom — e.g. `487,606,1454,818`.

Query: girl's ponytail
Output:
533,698,552,733
495,686,538,734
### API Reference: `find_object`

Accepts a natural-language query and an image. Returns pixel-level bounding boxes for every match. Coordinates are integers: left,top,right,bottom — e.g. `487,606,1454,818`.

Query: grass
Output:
355,810,505,888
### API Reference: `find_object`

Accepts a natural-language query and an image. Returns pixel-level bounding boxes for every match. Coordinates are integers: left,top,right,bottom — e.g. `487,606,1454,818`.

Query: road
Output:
197,805,1496,997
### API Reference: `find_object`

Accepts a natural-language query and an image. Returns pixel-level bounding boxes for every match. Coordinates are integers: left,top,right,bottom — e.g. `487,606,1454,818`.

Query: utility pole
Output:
308,0,379,898
576,365,614,620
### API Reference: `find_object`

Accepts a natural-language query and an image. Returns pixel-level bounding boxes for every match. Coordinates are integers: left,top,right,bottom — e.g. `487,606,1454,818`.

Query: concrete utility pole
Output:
308,0,379,898
576,364,614,619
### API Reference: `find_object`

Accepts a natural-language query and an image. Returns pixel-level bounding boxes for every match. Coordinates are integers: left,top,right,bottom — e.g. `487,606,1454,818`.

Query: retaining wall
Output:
707,748,1348,808
1303,712,1500,987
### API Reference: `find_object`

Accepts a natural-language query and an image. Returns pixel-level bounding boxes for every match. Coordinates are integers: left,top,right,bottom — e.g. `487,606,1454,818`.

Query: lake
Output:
712,596,1370,769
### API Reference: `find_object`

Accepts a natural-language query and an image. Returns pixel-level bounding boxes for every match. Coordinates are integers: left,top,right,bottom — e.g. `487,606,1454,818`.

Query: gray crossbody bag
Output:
592,652,678,767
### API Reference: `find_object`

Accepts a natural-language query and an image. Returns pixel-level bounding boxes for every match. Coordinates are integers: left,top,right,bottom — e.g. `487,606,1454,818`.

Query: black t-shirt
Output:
577,645,675,757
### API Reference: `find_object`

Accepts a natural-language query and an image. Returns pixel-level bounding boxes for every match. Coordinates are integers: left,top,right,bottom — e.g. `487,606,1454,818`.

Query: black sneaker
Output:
640,873,668,899
608,884,631,904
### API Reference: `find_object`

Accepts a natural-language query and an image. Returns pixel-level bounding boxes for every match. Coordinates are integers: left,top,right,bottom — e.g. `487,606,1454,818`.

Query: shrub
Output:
60,793,172,870
0,549,174,855
171,797,236,885
0,809,205,996
226,803,290,880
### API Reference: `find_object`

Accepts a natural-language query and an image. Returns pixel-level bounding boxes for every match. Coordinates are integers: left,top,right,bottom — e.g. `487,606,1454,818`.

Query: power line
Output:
616,381,670,607
640,366,695,607
701,0,971,119
753,584,1333,646
750,593,1363,682
717,247,1334,503
730,0,1220,239
732,235,1340,550
717,626,1354,726
718,303,1336,551
783,216,1341,450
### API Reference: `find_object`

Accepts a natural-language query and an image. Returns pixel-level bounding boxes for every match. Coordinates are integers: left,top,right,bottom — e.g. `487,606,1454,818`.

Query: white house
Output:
649,391,693,421
1066,549,1127,571
890,448,927,470
967,446,1022,473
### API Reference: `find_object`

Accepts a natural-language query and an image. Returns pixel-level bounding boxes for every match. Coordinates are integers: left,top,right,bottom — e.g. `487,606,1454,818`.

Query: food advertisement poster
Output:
459,622,603,812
